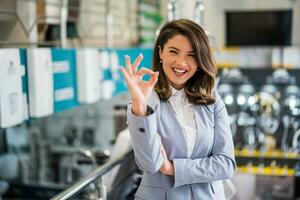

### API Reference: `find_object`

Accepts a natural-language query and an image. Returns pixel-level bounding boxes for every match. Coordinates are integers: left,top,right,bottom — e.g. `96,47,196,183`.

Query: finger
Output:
149,71,159,87
157,135,167,157
119,66,131,84
156,134,164,150
156,134,161,140
132,53,143,72
160,146,167,160
160,144,165,153
137,67,155,77
125,55,132,76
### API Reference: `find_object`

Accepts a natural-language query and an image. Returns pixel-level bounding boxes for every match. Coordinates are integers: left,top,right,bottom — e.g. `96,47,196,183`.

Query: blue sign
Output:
52,48,79,112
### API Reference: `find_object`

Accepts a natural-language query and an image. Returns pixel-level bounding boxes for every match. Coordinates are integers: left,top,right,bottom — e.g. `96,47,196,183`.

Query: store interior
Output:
0,0,300,199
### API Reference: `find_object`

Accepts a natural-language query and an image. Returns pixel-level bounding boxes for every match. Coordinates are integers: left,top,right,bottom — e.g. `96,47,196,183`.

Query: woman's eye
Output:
188,54,195,57
169,50,178,54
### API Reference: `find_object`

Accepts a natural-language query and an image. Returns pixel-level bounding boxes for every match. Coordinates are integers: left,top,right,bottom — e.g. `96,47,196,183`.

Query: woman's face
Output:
159,35,197,90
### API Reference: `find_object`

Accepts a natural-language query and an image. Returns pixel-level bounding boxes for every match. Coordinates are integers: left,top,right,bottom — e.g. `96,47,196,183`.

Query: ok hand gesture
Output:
120,54,159,116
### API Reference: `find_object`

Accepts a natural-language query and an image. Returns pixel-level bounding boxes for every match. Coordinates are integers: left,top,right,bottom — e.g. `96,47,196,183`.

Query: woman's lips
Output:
172,67,187,76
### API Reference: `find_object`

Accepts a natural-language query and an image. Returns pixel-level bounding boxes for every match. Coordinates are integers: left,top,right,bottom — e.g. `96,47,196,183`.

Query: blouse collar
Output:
170,86,185,97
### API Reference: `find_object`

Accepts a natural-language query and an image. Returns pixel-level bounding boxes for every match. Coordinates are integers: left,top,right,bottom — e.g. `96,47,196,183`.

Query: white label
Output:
55,87,74,102
53,61,70,73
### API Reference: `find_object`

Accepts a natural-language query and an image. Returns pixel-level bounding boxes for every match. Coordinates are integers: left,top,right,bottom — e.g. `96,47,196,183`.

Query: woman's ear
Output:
158,45,162,60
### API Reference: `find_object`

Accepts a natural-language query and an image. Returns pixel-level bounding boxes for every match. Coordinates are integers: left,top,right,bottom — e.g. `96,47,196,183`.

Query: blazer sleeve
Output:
172,92,236,188
127,93,163,174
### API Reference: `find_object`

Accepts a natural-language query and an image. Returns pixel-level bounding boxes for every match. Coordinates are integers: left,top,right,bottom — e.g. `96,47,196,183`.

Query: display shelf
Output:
235,149,300,160
237,165,295,177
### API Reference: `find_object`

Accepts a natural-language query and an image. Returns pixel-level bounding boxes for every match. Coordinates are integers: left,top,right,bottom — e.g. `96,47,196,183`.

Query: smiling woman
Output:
153,19,217,105
120,19,235,200
158,35,198,90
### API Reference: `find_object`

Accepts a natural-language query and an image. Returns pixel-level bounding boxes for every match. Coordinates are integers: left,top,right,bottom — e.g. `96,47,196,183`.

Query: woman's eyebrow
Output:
168,46,194,54
168,46,180,51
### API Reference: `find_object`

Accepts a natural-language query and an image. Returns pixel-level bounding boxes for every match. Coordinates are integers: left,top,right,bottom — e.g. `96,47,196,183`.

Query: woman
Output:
120,19,236,200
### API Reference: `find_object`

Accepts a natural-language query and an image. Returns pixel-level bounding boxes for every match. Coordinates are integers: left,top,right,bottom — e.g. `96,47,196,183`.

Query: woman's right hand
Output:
120,54,159,116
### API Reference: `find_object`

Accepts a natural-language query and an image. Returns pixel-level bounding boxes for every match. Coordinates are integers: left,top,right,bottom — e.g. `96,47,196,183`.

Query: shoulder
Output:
212,90,226,115
204,90,223,115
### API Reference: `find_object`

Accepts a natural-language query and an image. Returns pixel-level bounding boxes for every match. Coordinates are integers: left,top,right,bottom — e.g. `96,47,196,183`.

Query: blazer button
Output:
139,128,145,133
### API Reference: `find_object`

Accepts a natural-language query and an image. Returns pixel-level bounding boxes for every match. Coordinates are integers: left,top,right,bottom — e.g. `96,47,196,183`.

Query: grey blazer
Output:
127,91,236,200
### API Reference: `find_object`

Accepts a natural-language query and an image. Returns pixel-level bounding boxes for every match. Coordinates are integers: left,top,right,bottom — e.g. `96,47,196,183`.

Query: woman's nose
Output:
177,56,188,66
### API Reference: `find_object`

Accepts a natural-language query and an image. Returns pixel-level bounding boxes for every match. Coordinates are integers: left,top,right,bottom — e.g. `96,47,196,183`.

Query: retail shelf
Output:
237,166,295,177
235,149,300,160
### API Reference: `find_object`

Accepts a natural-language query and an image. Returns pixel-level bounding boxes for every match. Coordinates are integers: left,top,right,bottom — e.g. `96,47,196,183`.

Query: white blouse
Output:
168,87,197,158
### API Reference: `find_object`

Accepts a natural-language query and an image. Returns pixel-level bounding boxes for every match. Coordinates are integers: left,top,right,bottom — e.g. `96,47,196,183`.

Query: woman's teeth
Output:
173,68,187,73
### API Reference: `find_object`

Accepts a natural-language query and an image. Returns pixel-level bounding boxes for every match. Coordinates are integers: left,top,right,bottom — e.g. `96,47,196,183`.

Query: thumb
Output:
149,72,159,87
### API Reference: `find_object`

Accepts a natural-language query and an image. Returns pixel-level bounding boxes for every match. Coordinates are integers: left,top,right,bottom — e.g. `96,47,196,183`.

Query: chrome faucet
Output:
194,0,205,26
167,0,179,21
193,0,219,51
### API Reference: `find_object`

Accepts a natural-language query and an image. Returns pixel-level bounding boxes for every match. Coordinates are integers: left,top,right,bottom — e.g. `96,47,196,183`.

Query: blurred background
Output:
0,0,300,199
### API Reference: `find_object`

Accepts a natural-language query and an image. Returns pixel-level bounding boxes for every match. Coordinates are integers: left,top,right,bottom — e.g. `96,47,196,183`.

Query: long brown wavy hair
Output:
153,19,217,105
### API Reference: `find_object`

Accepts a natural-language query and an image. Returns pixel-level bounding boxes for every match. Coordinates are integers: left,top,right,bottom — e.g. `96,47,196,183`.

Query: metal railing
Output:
51,150,133,200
